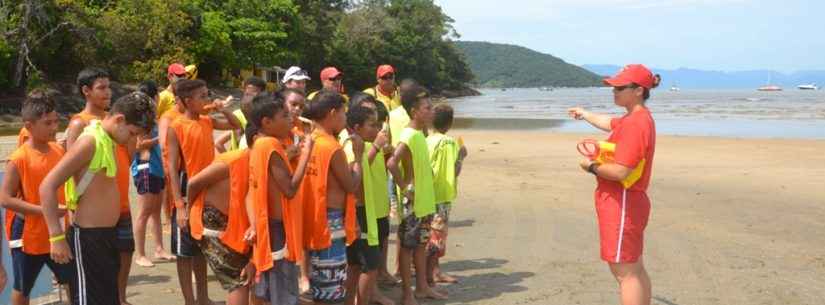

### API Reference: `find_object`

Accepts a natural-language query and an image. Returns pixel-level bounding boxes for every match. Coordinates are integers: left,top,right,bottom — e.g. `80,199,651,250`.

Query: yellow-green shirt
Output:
228,109,248,151
157,89,176,118
343,142,389,245
389,107,410,147
399,127,435,218
363,86,401,111
427,132,460,204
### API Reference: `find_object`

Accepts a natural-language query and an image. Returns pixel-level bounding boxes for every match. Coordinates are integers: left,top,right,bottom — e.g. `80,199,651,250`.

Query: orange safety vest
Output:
171,115,215,240
116,145,132,215
250,137,302,273
214,150,251,254
303,130,357,250
4,143,66,255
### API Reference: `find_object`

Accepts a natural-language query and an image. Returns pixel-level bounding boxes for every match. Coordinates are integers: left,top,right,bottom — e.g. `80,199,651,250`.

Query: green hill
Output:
454,41,602,88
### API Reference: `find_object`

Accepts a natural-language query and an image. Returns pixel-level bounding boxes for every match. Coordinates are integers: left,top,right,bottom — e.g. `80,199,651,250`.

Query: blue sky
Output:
434,0,824,72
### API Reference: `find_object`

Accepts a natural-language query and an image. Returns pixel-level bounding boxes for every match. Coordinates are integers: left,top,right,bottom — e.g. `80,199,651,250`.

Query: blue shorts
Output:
115,215,135,252
133,162,165,195
170,208,202,257
10,215,73,297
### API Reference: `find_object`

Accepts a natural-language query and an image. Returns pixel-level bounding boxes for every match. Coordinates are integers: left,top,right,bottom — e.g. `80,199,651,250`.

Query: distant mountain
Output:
584,64,825,89
454,41,602,88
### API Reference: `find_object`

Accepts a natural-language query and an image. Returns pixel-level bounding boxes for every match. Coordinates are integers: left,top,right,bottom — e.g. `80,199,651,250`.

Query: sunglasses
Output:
380,74,395,80
174,74,187,78
330,76,343,81
613,85,637,91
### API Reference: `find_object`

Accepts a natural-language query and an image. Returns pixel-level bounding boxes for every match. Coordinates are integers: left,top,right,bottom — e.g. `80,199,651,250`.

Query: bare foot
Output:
373,291,396,305
414,288,447,300
299,276,310,294
134,256,155,267
154,249,176,261
434,273,458,284
198,298,216,305
121,301,133,305
378,273,400,286
400,295,419,305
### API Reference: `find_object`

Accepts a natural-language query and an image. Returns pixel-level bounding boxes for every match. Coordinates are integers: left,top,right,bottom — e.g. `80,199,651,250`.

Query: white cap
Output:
283,66,311,84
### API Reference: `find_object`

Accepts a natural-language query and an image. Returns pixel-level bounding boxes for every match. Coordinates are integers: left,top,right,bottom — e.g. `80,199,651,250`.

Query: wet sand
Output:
8,130,825,304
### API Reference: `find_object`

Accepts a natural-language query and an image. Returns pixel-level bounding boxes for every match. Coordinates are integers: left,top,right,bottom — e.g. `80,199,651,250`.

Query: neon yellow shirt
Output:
343,142,389,245
399,127,435,218
229,109,248,151
389,107,410,147
427,132,460,204
157,89,176,118
64,120,118,210
363,86,401,111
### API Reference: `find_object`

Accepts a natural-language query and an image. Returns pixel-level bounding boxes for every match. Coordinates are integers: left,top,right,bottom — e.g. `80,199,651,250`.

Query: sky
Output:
434,0,824,72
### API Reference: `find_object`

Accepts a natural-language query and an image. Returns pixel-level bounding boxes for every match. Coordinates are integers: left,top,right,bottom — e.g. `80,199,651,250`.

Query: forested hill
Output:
454,41,602,88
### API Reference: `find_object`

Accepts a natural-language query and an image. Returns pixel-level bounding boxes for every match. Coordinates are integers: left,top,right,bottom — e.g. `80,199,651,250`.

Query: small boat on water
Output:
669,83,680,92
757,85,783,91
798,84,818,90
539,87,553,91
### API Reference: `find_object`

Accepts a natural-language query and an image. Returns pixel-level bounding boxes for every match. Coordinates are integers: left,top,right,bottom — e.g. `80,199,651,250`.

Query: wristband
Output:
49,234,66,243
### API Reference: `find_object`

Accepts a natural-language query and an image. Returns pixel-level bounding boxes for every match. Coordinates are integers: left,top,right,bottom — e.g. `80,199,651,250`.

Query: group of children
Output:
0,64,468,305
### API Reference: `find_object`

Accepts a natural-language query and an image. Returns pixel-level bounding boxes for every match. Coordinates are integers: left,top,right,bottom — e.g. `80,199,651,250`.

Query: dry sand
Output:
16,130,825,305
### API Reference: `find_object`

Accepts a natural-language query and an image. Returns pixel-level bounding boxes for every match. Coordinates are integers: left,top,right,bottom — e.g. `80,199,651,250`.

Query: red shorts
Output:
594,188,650,264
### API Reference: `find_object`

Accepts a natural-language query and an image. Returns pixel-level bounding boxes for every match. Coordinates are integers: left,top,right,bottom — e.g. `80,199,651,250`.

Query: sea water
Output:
449,88,825,139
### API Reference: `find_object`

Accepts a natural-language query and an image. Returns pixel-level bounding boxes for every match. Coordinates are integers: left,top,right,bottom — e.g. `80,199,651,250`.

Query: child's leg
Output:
398,247,417,305
227,285,250,305
134,192,155,267
193,254,213,305
609,259,651,305
371,282,395,305
412,244,444,299
119,251,133,305
344,264,361,305
176,258,197,305
150,199,173,260
357,270,377,305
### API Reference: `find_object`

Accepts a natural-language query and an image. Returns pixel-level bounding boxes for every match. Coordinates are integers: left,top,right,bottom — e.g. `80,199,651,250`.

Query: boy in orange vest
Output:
40,92,155,305
248,94,314,305
166,79,241,305
302,91,362,304
0,92,72,305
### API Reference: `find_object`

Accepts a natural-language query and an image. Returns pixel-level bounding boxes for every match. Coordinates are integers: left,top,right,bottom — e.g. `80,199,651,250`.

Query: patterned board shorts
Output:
309,209,347,303
199,206,250,291
398,197,433,250
428,203,451,257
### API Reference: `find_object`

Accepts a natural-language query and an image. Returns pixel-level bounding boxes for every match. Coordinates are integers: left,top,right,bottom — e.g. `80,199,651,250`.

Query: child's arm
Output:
214,130,238,153
243,192,256,244
40,136,95,264
330,136,363,194
269,137,314,199
456,145,468,177
0,162,44,215
210,97,242,131
387,143,413,189
367,130,388,165
63,118,88,149
186,163,228,204
165,127,188,228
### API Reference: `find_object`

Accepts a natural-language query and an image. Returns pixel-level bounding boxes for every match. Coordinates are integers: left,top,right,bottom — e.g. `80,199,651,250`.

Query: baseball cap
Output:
603,64,656,89
168,63,186,76
377,65,395,78
320,67,343,81
283,66,311,83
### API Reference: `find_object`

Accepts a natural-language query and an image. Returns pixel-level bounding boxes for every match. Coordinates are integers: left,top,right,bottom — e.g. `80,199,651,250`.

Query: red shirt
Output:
597,107,656,193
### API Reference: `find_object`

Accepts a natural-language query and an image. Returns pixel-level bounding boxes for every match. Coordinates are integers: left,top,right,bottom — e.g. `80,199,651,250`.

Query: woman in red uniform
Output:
569,64,660,305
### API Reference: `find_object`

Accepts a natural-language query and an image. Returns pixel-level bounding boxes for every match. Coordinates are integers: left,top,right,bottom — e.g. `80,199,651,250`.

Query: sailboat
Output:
798,84,818,90
757,73,782,91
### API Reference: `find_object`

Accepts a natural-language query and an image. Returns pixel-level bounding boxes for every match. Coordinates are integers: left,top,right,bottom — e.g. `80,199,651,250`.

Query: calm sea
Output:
449,88,825,139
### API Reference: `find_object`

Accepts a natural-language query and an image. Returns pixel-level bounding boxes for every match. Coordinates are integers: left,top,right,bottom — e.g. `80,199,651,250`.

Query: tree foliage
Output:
0,0,474,93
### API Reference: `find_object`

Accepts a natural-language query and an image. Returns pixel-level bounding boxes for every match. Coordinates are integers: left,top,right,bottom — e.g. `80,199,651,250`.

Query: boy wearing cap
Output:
364,65,402,111
158,63,188,118
283,66,311,93
308,67,350,104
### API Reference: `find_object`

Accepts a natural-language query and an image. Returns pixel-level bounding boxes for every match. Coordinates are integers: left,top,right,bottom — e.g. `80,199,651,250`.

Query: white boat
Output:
669,83,680,92
758,74,782,91
798,84,818,90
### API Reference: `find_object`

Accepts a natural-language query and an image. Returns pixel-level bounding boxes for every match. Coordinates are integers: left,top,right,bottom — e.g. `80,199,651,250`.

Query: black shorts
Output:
346,206,381,271
67,225,120,305
171,208,202,257
115,215,135,252
134,162,165,194
377,216,390,250
9,215,73,297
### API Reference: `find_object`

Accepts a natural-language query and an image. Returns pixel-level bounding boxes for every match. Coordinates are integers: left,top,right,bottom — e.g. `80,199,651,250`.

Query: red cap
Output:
377,65,395,78
168,63,186,75
320,67,343,81
603,64,656,89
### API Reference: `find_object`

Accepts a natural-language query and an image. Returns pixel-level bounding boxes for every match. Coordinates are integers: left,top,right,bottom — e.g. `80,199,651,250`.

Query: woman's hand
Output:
568,107,589,120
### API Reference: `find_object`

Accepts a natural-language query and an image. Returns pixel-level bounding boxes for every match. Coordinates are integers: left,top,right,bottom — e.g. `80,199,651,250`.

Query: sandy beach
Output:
5,130,825,305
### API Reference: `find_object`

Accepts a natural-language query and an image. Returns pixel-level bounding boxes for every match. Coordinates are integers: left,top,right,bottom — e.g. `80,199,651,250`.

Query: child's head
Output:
347,105,380,142
401,85,433,125
250,94,291,139
174,79,209,114
278,88,306,121
21,90,59,143
137,80,159,102
239,93,258,120
106,92,156,144
349,93,377,111
77,67,111,110
245,122,259,148
432,103,454,134
374,98,389,123
244,76,267,97
304,90,347,133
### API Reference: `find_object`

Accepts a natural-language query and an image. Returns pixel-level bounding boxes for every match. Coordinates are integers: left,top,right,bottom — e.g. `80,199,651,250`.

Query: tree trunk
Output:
12,0,32,88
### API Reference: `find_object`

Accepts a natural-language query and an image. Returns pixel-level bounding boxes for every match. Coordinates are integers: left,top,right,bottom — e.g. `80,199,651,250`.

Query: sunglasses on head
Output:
294,70,308,77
